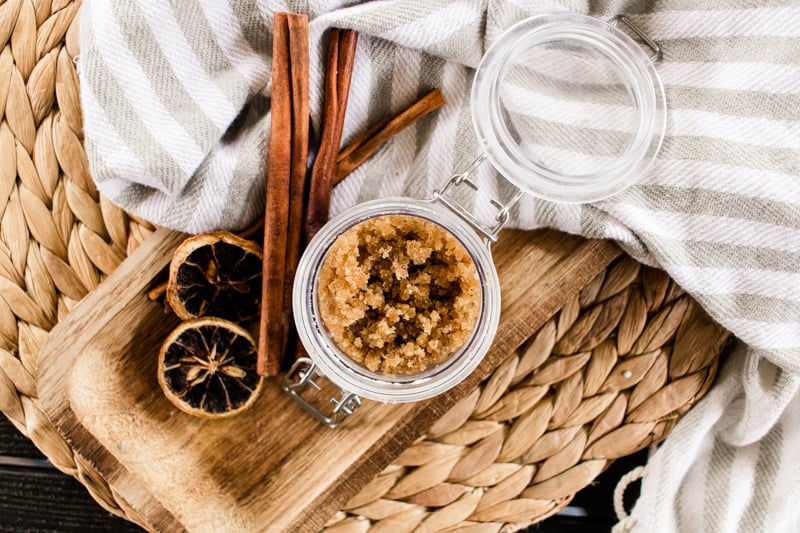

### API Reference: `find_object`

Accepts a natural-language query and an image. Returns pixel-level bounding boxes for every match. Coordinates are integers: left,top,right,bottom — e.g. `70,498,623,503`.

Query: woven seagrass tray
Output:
0,1,730,531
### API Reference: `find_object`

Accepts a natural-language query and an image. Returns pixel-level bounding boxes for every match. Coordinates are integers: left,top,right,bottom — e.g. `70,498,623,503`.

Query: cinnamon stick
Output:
334,30,358,145
258,13,309,377
335,88,445,181
147,280,169,302
280,14,311,361
304,29,358,244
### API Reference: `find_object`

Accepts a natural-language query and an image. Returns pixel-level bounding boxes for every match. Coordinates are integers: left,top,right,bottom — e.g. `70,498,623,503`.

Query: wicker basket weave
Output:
0,2,729,531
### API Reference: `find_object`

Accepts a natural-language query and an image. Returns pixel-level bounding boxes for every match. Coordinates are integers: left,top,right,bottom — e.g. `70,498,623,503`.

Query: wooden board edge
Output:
37,228,183,414
51,413,182,532
36,228,186,532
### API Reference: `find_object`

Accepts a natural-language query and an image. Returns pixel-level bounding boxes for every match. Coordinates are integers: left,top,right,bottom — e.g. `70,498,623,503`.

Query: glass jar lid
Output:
471,13,666,203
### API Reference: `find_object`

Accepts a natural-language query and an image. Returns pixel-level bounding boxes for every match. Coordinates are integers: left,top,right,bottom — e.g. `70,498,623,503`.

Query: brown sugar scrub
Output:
317,214,481,374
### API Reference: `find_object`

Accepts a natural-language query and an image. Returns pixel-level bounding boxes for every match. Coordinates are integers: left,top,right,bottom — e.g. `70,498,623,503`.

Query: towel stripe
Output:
135,1,238,129
90,1,206,181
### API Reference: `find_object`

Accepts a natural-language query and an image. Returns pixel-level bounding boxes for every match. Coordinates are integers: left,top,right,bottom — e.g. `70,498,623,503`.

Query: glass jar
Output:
286,198,500,425
284,13,665,427
472,13,666,203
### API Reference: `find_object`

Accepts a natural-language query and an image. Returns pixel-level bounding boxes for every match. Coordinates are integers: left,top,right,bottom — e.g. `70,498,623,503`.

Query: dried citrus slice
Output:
158,317,263,418
167,231,262,322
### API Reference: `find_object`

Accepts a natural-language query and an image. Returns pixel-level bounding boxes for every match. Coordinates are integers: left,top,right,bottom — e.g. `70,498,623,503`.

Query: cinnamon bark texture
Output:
258,13,309,377
304,29,358,244
281,14,311,360
336,88,446,181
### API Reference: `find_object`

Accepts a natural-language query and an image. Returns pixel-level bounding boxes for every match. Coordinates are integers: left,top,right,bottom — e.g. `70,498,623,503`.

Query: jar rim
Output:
471,12,666,203
292,198,501,403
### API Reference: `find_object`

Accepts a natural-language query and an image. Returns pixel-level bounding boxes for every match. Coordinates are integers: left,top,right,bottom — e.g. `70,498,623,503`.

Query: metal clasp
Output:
282,358,361,428
433,154,524,243
610,15,662,63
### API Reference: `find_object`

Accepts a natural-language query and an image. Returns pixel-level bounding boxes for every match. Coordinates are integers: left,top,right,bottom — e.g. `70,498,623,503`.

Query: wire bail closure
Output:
283,357,362,428
433,154,524,243
609,15,662,63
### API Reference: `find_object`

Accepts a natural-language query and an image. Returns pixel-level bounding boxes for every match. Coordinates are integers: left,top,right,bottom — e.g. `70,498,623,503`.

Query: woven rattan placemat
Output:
0,2,729,531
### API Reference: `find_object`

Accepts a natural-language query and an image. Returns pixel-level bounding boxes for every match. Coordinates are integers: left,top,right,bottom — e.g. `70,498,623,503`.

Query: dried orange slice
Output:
158,317,263,418
167,231,262,322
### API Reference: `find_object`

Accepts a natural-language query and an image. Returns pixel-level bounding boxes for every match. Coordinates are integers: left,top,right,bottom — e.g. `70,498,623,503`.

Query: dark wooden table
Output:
0,413,643,531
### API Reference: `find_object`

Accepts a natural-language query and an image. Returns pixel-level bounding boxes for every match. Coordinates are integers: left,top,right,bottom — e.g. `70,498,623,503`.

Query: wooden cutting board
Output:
37,227,620,532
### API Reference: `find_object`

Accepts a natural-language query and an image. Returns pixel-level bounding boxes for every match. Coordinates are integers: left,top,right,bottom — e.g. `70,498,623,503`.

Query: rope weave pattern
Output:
0,2,728,531
0,0,153,527
324,257,728,532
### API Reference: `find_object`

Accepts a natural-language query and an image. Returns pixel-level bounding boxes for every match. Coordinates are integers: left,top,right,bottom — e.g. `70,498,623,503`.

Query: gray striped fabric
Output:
79,1,800,531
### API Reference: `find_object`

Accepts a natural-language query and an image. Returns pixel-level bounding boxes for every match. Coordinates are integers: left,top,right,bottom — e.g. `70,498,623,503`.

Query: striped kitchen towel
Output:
80,1,800,532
